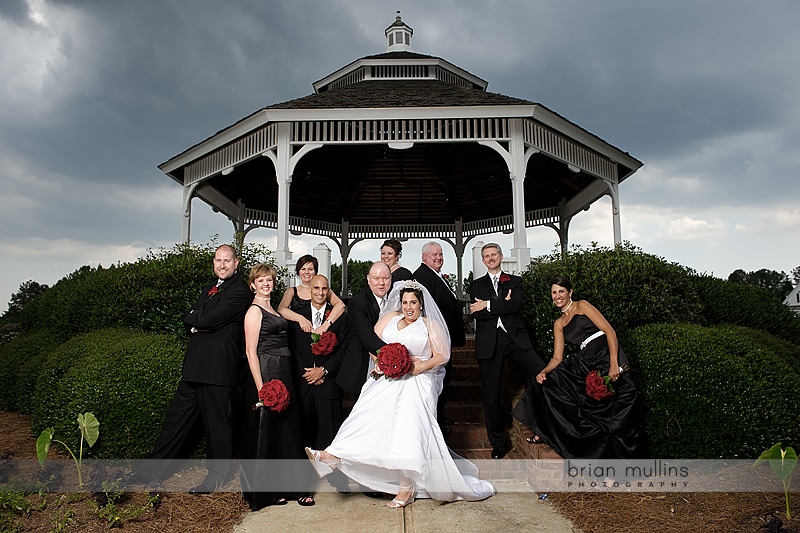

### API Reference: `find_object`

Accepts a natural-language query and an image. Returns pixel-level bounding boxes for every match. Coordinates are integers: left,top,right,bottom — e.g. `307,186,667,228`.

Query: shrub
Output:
0,330,60,413
31,328,185,459
331,259,374,297
522,242,703,356
17,240,284,340
623,323,800,458
693,274,800,346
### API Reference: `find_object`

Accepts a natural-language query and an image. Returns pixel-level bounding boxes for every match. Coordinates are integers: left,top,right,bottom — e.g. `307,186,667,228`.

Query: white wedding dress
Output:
326,315,494,501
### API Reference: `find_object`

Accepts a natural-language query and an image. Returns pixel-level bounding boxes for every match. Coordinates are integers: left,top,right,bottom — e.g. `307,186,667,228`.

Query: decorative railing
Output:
185,123,278,185
523,120,616,181
291,118,509,144
241,209,561,239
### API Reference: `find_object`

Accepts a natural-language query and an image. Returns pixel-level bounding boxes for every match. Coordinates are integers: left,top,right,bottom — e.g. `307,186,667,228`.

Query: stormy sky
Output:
1,0,798,309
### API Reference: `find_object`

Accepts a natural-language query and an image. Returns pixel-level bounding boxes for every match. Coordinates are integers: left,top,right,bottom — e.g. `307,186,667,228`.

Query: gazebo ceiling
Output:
204,141,594,227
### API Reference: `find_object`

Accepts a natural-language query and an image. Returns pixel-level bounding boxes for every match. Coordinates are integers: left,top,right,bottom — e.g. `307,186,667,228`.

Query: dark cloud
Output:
1,0,799,309
0,0,34,26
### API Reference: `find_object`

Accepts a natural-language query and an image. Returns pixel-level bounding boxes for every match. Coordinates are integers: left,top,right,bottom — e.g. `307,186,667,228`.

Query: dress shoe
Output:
305,447,337,477
387,482,416,508
491,444,511,459
188,484,215,495
249,498,287,511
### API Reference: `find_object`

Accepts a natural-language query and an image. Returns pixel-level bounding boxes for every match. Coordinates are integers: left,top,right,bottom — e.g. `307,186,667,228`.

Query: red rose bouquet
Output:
585,370,615,401
372,343,413,379
208,286,219,296
499,273,511,283
310,331,338,356
254,379,290,412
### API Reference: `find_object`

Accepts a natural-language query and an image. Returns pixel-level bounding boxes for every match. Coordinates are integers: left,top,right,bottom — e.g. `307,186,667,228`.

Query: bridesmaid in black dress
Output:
513,276,643,459
241,263,315,510
380,238,413,286
277,254,345,334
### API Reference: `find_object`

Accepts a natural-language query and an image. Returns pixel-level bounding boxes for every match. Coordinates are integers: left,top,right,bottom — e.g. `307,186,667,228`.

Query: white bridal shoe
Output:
387,483,416,508
305,447,337,478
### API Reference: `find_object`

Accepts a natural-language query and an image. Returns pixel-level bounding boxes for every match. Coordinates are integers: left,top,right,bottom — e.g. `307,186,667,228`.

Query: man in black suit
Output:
412,242,466,433
288,274,348,449
335,261,391,396
469,243,545,459
137,244,251,492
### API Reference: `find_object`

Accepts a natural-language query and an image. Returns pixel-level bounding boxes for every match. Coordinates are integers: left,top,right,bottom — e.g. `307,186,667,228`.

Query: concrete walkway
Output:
235,481,575,533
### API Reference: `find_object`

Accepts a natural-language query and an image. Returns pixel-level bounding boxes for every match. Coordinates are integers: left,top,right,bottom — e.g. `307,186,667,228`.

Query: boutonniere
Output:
208,285,219,297
324,308,331,321
442,273,449,281
499,274,511,283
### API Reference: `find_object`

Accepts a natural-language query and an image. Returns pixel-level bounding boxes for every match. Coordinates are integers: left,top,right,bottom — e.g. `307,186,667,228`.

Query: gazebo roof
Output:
159,14,642,248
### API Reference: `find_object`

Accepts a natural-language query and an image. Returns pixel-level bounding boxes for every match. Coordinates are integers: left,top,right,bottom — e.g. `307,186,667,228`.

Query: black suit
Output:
288,302,348,449
413,263,466,424
140,271,251,485
335,287,386,395
470,272,545,450
412,264,466,347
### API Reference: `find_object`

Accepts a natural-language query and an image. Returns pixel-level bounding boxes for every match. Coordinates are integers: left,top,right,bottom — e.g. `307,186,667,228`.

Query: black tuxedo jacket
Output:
181,271,251,387
288,302,348,400
412,263,466,347
469,272,533,360
336,286,386,394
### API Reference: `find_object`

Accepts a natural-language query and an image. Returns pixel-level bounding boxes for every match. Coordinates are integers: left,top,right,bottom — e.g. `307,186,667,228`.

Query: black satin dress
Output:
240,305,312,509
390,266,413,286
513,314,643,459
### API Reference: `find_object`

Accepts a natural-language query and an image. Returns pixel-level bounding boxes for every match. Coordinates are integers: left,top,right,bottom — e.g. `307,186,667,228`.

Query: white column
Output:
602,173,622,246
472,240,487,280
274,122,293,269
508,119,531,270
313,242,332,282
181,182,200,243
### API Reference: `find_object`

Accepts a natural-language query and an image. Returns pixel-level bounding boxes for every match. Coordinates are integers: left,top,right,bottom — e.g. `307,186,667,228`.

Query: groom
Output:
469,243,545,459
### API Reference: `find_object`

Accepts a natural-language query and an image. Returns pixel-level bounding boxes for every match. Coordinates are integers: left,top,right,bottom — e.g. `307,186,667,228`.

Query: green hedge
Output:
17,241,285,340
693,274,800,346
31,328,185,459
0,330,60,414
623,323,800,458
522,242,703,356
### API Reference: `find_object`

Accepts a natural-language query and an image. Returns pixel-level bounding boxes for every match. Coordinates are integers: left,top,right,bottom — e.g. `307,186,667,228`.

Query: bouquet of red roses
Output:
310,331,338,356
254,379,290,412
372,342,413,379
585,370,615,401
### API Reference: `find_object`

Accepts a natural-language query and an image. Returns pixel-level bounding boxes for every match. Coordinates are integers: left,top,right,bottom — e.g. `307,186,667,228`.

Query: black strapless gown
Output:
513,314,643,459
240,306,312,509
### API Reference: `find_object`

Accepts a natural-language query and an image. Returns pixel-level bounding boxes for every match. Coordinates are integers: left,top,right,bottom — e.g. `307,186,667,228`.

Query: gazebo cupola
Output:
385,11,413,52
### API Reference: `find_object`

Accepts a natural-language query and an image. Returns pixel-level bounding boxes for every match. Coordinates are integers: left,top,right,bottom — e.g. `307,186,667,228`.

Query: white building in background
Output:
784,285,800,315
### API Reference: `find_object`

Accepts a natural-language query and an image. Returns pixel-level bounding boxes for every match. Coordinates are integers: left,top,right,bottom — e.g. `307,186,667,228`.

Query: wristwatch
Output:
326,319,333,326
322,367,329,376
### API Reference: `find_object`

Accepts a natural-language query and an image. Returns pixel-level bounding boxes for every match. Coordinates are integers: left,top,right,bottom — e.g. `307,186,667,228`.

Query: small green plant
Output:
0,491,31,516
754,442,797,519
93,480,159,528
50,508,74,533
36,412,100,487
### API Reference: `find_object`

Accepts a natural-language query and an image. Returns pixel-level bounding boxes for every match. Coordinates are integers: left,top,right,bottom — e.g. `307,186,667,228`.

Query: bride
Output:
306,280,494,507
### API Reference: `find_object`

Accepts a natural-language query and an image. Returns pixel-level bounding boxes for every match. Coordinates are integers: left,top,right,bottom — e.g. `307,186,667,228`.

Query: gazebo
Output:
159,13,642,296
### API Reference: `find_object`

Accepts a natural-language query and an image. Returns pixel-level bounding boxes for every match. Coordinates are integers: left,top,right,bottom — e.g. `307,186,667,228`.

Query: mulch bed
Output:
1,410,796,532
